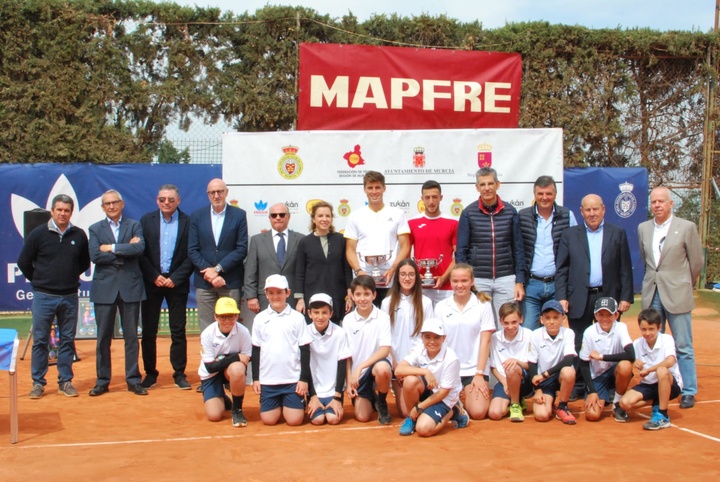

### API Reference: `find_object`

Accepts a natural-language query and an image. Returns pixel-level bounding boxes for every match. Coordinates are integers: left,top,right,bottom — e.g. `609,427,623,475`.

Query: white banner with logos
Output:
222,128,564,236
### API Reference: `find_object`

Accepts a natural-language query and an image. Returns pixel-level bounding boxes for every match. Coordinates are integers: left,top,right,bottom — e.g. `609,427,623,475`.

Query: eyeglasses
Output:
399,272,416,278
207,190,226,197
157,197,176,203
270,213,287,219
102,200,122,207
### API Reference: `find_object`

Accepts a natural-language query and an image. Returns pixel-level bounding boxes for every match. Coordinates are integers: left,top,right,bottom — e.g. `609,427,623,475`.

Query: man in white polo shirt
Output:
345,170,410,306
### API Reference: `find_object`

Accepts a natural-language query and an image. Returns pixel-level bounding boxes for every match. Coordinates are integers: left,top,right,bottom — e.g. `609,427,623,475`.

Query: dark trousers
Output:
94,297,141,387
568,289,602,389
141,288,189,378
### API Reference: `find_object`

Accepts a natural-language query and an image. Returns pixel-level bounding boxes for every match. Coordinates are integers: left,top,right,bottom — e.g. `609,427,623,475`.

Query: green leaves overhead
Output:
0,0,716,179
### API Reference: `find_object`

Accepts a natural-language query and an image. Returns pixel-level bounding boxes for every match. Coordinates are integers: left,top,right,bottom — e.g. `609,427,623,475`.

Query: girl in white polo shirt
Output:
381,259,434,416
433,263,495,420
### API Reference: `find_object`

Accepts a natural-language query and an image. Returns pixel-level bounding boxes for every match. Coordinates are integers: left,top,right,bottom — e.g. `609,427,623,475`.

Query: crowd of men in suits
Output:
17,172,704,409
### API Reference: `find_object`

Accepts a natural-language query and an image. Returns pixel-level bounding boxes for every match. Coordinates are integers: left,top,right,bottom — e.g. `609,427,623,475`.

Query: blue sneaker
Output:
451,406,470,428
643,411,670,431
399,416,415,436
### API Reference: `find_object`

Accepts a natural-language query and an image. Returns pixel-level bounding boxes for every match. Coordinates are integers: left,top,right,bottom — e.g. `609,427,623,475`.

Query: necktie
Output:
277,232,286,265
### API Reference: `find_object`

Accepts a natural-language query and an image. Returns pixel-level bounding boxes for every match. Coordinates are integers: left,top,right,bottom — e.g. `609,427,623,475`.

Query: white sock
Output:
613,393,622,404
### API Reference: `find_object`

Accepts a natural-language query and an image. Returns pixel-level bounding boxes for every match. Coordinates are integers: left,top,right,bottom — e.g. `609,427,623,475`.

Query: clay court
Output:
1,298,719,481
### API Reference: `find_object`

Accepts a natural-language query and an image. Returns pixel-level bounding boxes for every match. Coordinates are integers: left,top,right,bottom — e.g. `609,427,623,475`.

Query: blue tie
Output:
277,232,286,265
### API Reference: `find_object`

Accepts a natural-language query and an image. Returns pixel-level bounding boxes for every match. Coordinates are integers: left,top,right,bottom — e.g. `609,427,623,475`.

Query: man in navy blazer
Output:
88,189,147,396
188,178,248,333
556,193,633,341
244,203,305,313
139,184,193,390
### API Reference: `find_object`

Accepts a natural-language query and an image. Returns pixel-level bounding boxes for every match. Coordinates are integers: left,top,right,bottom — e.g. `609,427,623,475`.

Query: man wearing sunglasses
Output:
189,178,249,338
244,203,304,313
138,184,193,390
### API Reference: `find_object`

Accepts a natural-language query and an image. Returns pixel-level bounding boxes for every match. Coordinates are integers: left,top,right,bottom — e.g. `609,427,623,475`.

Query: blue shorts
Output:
201,373,229,403
415,377,452,423
311,396,341,419
631,379,682,405
356,358,392,401
491,370,534,400
537,372,561,396
461,374,489,387
586,369,616,404
260,383,305,413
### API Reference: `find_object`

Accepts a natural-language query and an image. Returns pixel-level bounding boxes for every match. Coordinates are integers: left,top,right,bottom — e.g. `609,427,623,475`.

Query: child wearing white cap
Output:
251,274,313,426
394,318,468,437
306,293,352,425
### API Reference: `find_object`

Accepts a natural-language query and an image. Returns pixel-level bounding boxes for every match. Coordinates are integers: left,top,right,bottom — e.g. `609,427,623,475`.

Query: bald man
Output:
638,186,703,409
555,194,633,397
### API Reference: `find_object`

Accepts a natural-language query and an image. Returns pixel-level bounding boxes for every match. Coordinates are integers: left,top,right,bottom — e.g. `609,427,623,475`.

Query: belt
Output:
529,274,554,283
588,286,602,294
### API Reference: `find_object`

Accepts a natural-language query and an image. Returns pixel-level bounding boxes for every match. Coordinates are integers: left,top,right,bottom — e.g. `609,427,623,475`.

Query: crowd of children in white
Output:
201,263,681,435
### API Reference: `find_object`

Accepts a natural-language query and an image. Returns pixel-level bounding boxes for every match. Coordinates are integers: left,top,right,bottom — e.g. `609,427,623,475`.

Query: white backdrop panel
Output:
222,128,564,237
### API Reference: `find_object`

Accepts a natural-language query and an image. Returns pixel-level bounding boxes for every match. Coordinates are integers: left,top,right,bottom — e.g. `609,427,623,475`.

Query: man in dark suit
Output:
244,203,305,313
555,193,633,396
188,178,248,333
139,184,193,390
88,189,147,396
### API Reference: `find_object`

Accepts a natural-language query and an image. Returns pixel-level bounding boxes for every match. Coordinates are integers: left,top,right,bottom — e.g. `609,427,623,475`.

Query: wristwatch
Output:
214,265,223,273
353,268,362,276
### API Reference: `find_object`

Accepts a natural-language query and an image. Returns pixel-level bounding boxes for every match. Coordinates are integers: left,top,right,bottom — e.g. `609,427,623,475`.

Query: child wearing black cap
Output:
579,297,635,422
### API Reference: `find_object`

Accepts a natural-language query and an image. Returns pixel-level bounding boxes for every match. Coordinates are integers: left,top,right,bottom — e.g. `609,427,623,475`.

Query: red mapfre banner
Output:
298,43,522,130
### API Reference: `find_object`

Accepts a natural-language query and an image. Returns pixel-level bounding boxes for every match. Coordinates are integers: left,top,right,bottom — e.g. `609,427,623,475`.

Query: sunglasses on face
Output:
270,213,287,219
158,197,176,203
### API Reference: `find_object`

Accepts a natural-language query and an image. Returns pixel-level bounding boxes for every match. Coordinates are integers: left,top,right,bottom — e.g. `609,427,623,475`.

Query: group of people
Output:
18,167,703,435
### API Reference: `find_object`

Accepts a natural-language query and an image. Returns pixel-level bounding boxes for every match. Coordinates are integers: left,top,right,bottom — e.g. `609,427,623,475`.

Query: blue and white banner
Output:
565,167,649,293
1,164,221,311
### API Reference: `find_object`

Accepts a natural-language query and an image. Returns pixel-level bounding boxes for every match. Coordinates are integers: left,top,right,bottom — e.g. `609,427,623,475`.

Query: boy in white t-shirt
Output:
488,302,533,422
306,293,352,425
251,274,313,426
619,308,683,431
395,318,468,437
528,300,577,425
344,275,393,424
579,297,634,423
199,297,252,427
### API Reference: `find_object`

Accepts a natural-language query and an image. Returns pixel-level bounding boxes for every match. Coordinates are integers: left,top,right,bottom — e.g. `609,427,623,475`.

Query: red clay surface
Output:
1,309,719,481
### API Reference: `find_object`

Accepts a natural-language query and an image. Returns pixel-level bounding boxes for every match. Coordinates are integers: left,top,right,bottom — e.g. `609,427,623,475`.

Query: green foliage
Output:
0,0,717,177
156,139,189,163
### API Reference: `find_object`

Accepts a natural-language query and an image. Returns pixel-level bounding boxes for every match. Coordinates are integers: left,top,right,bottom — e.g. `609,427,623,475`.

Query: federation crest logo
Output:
450,198,463,217
417,200,425,213
278,145,303,179
413,147,426,168
477,143,492,168
337,199,351,217
343,145,365,168
614,181,637,219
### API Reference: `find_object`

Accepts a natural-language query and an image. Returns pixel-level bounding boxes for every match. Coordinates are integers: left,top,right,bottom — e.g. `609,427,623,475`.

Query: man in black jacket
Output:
518,176,577,330
139,184,193,390
456,167,527,326
18,194,90,399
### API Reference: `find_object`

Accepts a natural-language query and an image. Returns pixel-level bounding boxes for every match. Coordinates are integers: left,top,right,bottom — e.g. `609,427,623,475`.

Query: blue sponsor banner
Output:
564,167,648,293
1,163,221,311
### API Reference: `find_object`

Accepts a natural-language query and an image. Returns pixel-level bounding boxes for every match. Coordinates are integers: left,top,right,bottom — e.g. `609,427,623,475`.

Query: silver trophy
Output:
358,251,393,287
415,254,444,287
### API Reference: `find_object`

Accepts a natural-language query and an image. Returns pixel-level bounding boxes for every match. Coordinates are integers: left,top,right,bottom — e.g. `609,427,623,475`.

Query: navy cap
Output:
541,300,565,315
594,297,618,314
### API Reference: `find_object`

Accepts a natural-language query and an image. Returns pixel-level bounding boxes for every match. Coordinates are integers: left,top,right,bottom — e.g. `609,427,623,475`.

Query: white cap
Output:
264,274,289,290
420,318,445,336
308,293,333,308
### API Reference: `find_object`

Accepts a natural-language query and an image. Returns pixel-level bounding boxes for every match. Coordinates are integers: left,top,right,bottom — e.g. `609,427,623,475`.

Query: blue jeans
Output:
31,291,78,385
522,278,556,331
651,290,696,396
